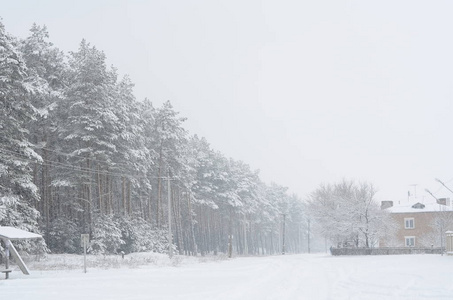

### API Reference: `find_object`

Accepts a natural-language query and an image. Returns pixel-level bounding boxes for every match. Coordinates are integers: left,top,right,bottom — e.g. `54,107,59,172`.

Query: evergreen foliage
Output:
0,20,43,250
0,19,313,256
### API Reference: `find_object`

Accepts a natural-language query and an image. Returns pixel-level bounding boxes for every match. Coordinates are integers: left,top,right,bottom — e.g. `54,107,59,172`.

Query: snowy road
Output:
1,253,453,300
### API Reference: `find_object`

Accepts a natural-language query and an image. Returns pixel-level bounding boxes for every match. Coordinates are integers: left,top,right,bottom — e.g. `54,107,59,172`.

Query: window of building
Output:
404,218,415,229
405,236,415,247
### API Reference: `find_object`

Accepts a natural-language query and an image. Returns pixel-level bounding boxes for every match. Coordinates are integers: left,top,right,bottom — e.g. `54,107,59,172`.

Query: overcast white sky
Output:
2,0,453,203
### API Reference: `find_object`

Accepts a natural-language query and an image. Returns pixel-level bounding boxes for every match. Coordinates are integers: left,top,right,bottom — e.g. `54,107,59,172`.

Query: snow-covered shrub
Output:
46,217,81,253
116,215,141,254
90,214,124,255
115,215,174,254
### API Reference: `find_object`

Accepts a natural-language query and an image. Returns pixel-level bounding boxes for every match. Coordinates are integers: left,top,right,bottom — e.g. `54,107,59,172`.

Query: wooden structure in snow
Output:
0,226,42,279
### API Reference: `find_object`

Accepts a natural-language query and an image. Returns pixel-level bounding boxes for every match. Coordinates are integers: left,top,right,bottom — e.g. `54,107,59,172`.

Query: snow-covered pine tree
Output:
152,101,187,228
109,75,152,217
0,20,43,243
20,23,67,246
138,98,158,223
58,40,118,234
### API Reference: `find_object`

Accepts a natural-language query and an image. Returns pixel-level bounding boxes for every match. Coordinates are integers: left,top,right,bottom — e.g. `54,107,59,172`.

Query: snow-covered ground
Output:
1,253,453,300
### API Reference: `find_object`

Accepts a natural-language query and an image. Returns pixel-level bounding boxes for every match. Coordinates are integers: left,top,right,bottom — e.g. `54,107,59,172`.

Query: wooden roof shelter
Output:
0,226,42,279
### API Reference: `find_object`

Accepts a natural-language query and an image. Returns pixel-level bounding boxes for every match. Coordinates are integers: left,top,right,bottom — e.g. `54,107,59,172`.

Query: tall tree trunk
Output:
156,141,163,228
33,163,38,209
270,234,274,255
148,193,153,223
228,208,233,258
97,164,102,214
243,214,248,255
46,151,52,234
199,206,205,256
105,173,111,214
86,157,92,236
122,176,127,216
138,186,144,219
43,146,50,243
187,192,197,255
172,188,181,254
176,189,184,254
127,178,131,215
109,174,113,214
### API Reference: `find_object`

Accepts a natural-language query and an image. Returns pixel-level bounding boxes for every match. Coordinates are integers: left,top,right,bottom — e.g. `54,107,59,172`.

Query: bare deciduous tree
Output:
308,180,395,248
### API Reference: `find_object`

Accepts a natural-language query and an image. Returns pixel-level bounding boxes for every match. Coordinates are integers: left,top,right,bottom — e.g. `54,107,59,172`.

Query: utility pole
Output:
282,213,286,255
168,169,173,259
243,214,248,255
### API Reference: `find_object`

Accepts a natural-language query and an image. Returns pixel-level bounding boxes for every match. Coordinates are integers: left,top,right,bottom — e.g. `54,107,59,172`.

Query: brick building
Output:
381,199,453,248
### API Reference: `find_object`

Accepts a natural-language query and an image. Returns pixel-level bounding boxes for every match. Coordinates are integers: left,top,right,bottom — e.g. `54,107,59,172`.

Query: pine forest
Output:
0,20,310,257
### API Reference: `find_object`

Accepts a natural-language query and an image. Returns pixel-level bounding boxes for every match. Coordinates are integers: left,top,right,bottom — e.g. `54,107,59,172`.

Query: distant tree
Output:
152,101,187,227
259,183,291,254
308,180,393,248
138,98,158,223
285,194,309,253
188,135,219,209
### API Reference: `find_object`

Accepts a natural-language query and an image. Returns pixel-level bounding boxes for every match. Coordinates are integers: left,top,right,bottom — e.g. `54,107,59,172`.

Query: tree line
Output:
0,20,311,256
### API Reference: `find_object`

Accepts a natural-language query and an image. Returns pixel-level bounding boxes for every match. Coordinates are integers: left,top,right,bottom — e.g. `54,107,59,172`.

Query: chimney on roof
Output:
381,201,393,210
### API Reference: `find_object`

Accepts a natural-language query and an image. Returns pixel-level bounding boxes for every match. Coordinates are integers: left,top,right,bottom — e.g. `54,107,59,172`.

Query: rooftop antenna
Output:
425,189,437,201
409,184,418,200
435,178,453,194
